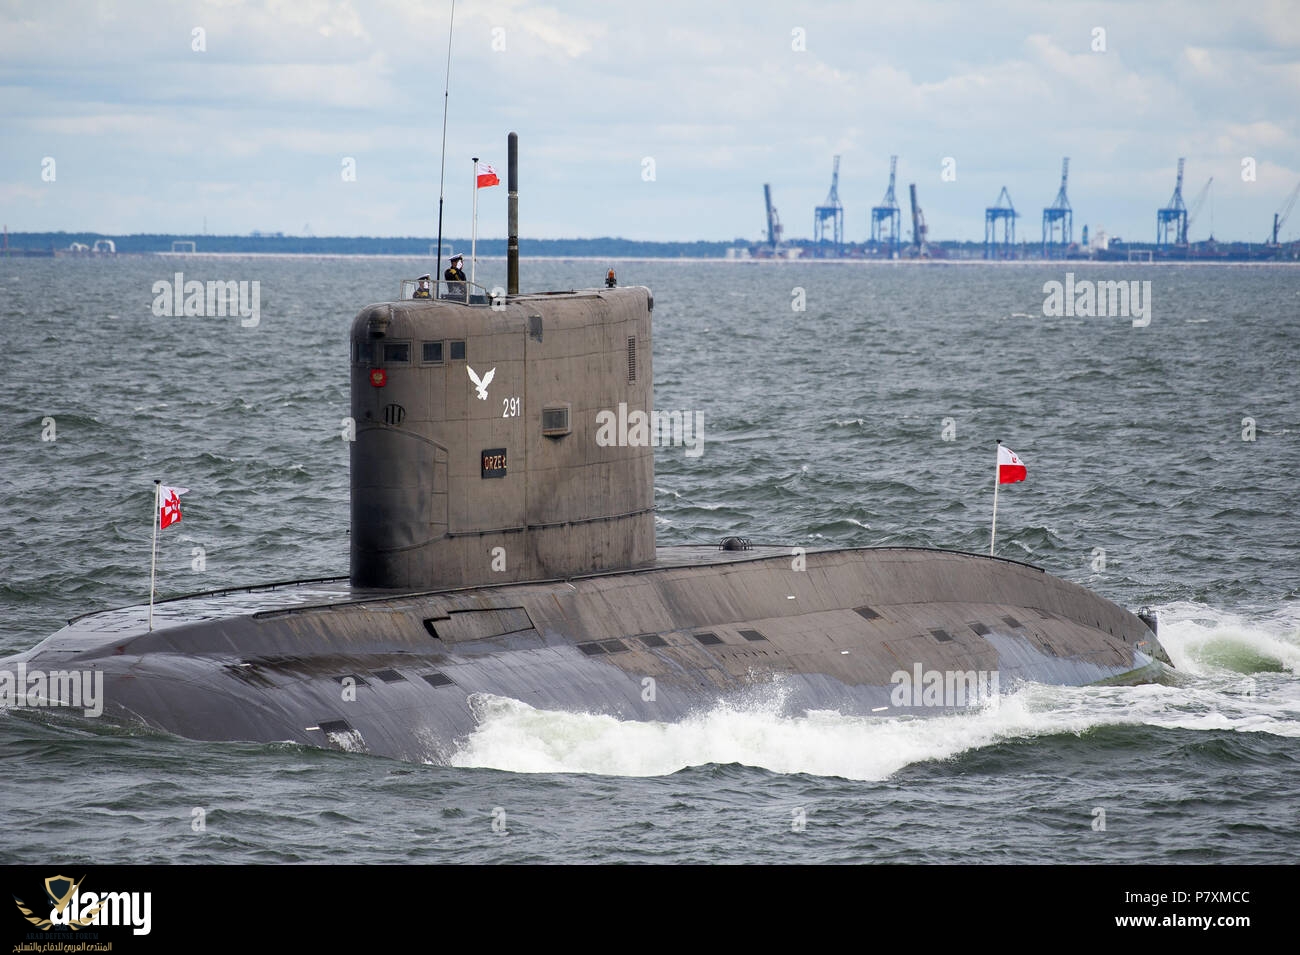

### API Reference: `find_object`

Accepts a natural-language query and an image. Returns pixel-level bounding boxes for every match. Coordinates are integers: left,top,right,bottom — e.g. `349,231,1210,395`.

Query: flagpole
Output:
471,156,479,294
149,480,160,631
990,440,1000,556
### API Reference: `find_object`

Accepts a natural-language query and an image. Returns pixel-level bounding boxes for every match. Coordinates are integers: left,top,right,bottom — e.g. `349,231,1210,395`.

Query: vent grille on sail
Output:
542,404,571,436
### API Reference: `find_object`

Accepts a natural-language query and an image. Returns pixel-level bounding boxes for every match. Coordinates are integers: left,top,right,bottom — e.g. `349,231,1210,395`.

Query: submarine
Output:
1,135,1172,764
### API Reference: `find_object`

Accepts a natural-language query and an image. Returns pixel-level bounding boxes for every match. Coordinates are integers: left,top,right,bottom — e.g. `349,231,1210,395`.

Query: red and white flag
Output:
997,445,1026,484
476,162,500,189
159,485,188,529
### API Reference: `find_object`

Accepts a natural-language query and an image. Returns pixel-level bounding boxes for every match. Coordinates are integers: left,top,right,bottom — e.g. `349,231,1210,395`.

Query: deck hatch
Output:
693,631,724,645
929,628,953,642
638,634,668,648
372,669,405,684
968,622,991,636
855,606,881,620
739,629,767,642
430,608,535,643
577,642,607,655
422,672,455,688
1002,615,1023,629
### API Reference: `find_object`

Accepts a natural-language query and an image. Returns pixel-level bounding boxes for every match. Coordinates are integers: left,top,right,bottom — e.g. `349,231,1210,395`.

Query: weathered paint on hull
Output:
2,546,1169,764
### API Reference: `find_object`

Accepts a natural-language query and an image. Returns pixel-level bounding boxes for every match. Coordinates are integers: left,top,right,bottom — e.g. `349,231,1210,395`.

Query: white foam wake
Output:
444,603,1300,780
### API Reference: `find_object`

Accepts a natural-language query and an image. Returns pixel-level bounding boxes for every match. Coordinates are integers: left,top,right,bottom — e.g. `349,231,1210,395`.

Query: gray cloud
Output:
1,0,1295,242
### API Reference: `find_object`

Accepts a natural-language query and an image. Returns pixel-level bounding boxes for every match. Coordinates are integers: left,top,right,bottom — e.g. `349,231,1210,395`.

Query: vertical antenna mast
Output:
507,132,519,294
434,0,456,274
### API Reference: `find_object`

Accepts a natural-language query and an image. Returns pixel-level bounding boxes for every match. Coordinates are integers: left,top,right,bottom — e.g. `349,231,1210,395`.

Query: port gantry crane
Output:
1042,157,1073,259
813,156,844,255
985,186,1019,259
908,183,928,257
1268,181,1300,247
1157,158,1189,248
871,156,902,258
763,183,784,253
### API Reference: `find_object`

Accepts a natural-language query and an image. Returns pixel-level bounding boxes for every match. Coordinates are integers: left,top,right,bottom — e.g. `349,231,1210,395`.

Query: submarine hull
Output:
2,545,1168,764
2,141,1175,767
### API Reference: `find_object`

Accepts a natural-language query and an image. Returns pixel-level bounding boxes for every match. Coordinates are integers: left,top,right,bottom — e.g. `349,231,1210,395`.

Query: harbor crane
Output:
909,183,928,257
871,156,902,258
763,183,784,251
1157,158,1189,248
984,186,1019,259
1042,158,1073,258
1268,181,1300,246
813,156,844,253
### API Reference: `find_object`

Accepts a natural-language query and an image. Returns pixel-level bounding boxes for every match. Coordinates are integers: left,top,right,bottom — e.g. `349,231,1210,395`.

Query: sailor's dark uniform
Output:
444,265,467,300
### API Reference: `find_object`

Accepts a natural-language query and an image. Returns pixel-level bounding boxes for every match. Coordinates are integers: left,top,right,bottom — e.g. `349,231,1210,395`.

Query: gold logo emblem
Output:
14,874,104,931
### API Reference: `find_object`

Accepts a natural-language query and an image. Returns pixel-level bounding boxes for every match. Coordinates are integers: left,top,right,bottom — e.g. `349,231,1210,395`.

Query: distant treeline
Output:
4,233,738,257
6,232,1294,261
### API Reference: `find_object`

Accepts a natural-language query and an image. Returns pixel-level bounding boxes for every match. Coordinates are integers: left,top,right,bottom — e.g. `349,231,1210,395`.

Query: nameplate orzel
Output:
481,448,507,478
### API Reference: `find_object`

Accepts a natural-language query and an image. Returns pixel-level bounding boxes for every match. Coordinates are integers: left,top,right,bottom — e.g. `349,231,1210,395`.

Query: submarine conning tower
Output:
349,135,654,589
349,286,654,589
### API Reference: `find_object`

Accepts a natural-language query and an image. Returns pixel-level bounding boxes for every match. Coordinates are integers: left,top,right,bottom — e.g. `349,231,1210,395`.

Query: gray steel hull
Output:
1,546,1170,764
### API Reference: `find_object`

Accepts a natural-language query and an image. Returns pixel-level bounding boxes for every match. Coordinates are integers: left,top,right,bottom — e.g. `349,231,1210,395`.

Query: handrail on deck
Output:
398,277,495,306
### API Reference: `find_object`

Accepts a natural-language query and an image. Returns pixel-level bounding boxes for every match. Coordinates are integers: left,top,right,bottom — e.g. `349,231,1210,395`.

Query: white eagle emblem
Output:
467,365,495,400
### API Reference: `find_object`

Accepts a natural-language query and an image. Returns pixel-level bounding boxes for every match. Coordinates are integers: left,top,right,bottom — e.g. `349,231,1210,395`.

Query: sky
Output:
2,0,1298,244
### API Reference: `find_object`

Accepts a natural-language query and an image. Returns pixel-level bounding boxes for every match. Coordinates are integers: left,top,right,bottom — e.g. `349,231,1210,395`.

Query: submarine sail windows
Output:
383,342,410,364
422,341,444,364
353,341,374,365
449,340,466,361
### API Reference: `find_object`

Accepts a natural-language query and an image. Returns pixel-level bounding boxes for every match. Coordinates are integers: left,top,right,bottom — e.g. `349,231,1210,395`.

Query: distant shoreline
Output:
3,231,1295,263
5,251,1298,266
